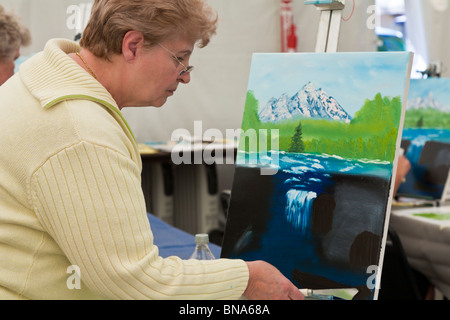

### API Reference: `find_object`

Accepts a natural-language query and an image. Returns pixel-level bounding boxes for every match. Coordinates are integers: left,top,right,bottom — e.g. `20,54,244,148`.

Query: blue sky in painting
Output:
247,52,412,117
409,78,450,109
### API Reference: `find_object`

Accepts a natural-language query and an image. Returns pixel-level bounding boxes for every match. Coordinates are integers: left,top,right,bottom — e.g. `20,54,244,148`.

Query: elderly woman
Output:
0,5,31,85
0,0,303,300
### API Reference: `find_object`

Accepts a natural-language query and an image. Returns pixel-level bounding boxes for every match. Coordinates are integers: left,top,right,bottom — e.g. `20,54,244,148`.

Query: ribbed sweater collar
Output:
19,38,136,142
20,38,117,109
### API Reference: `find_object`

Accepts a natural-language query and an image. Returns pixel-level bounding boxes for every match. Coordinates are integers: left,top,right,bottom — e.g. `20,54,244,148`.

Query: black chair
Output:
378,227,429,300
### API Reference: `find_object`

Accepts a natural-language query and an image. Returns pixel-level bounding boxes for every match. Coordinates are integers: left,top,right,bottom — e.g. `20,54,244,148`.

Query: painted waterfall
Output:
221,52,413,300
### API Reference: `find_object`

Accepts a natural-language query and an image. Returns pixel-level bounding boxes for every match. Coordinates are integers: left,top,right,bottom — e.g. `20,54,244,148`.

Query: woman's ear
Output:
122,30,145,62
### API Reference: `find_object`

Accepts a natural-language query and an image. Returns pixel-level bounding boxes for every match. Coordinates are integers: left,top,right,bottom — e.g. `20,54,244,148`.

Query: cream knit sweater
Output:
0,39,249,299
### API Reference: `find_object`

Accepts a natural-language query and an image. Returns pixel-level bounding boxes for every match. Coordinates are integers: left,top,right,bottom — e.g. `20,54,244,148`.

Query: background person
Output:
393,155,412,196
0,0,303,300
0,4,30,85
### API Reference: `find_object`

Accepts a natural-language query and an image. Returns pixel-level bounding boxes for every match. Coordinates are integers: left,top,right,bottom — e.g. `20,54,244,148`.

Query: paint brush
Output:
299,288,359,300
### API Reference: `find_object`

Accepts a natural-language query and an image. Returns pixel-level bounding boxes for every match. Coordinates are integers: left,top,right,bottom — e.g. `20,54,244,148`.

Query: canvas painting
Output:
398,78,450,200
221,52,413,300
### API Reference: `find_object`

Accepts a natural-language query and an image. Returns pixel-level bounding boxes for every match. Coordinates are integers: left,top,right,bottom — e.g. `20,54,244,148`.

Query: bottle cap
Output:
195,233,209,244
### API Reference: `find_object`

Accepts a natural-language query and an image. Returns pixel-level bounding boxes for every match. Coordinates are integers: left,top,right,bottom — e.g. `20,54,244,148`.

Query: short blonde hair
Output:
0,5,31,61
80,0,218,60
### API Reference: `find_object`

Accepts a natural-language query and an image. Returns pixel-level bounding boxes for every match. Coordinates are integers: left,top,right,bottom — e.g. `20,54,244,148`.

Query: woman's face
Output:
126,38,194,108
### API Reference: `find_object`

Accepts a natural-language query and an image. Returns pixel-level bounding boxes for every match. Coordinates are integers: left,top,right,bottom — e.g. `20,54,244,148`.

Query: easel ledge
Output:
304,0,345,11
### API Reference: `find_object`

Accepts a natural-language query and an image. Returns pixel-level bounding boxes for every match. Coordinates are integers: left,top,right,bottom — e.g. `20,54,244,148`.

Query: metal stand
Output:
305,0,345,52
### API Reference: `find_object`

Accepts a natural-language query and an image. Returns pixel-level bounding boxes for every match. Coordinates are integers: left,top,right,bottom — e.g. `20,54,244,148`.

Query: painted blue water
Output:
237,150,393,179
402,128,450,142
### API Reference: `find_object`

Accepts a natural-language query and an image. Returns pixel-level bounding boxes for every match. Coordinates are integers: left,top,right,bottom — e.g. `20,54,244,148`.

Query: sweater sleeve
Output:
30,140,249,299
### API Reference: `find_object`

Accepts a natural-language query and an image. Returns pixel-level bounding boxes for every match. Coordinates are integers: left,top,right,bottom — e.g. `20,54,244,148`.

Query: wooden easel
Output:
305,0,345,52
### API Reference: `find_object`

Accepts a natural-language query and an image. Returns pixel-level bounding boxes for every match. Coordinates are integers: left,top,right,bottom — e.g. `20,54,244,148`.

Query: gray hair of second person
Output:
0,5,31,61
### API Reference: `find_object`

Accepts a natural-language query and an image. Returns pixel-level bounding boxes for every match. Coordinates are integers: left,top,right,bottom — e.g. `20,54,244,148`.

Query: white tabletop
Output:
390,206,450,297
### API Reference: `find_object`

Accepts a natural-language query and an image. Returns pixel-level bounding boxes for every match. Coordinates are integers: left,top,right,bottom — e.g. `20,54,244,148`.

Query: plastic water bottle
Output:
189,233,215,260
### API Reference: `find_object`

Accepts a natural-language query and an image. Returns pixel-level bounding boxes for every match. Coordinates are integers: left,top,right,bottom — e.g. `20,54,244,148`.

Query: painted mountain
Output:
407,91,446,111
258,82,352,123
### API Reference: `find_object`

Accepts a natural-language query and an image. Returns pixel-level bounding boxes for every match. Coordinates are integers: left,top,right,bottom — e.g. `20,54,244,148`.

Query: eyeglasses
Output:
157,43,194,76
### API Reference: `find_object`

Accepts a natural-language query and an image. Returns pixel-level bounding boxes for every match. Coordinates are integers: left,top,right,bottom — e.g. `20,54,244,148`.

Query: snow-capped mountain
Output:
407,92,447,111
258,82,352,123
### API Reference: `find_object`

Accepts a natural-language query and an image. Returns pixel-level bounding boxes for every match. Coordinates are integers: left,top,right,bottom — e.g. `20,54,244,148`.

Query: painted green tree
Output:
288,121,305,153
416,116,423,128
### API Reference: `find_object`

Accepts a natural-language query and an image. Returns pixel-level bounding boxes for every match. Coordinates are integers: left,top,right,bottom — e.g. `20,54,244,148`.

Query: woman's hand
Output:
243,261,305,300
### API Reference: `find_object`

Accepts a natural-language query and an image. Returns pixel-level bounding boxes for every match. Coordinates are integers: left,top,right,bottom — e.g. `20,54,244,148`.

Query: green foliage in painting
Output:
404,108,450,129
241,90,261,132
240,91,403,162
304,93,401,162
239,91,278,153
